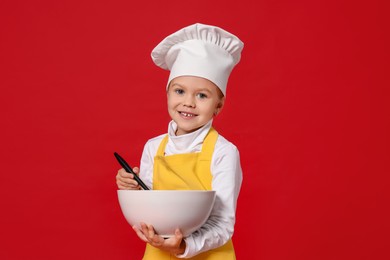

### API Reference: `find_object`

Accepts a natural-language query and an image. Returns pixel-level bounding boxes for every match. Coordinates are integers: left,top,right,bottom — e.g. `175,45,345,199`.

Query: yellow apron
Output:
143,128,236,260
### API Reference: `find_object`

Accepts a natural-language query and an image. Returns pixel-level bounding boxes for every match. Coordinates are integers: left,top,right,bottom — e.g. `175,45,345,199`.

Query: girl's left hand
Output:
133,222,186,255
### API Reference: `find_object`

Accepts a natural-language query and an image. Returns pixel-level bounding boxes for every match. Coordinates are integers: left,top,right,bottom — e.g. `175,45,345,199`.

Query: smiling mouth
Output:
179,111,197,118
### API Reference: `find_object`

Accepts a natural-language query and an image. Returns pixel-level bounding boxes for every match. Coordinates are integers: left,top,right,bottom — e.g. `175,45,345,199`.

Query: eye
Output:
196,93,208,99
174,88,184,95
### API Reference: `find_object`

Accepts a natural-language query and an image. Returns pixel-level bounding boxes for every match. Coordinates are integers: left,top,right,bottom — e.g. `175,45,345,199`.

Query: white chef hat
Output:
151,23,244,96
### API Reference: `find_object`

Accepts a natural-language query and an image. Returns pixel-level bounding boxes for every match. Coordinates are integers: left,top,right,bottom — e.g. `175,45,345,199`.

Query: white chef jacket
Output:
139,120,243,258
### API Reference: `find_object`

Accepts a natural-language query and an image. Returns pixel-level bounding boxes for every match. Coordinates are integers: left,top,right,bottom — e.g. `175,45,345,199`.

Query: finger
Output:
118,168,136,179
133,225,148,242
116,170,130,184
147,226,163,246
140,222,151,240
117,170,141,188
120,167,140,177
147,224,156,239
118,176,138,186
146,224,155,240
116,177,138,187
175,228,183,240
150,234,163,246
132,167,140,174
117,184,128,190
117,178,140,190
116,171,137,184
118,168,135,178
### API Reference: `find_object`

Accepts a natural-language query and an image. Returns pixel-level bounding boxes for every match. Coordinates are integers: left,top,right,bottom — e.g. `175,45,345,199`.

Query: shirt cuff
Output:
175,236,194,258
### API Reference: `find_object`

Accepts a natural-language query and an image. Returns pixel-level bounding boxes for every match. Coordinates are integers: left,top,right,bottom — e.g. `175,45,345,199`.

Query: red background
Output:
1,0,389,259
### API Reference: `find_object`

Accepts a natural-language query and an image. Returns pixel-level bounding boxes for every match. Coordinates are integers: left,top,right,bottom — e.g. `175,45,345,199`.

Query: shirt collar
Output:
167,120,213,153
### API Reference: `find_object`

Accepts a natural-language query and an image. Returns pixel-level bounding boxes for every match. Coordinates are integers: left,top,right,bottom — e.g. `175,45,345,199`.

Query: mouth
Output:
178,111,197,118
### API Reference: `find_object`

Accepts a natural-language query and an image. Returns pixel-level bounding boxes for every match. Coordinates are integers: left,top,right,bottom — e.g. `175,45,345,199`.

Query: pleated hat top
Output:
151,23,244,96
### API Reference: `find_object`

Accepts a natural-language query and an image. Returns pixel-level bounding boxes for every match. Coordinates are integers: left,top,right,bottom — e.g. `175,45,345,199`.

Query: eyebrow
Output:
170,83,184,88
170,83,213,94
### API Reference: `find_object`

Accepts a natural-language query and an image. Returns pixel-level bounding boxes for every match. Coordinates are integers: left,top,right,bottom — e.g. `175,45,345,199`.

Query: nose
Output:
183,94,195,108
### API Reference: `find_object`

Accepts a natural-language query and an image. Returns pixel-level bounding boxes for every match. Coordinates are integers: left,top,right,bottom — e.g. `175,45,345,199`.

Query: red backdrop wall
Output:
1,0,389,259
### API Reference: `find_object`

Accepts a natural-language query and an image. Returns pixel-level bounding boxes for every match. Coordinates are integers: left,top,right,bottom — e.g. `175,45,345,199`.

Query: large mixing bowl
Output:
118,190,216,237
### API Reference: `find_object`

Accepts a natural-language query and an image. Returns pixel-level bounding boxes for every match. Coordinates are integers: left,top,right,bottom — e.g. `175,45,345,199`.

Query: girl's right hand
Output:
116,167,141,190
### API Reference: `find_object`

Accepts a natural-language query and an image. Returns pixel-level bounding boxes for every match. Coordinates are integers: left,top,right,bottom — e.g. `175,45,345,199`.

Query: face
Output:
167,76,225,136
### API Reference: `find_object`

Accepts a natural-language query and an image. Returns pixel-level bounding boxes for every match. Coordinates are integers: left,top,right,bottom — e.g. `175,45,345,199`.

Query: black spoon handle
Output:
114,152,149,190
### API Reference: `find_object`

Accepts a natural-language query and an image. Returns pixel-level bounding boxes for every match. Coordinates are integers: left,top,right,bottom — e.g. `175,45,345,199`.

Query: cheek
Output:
167,95,175,107
200,103,217,116
167,97,181,111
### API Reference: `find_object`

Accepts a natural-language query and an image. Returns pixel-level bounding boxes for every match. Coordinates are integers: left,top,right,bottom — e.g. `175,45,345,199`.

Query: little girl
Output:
116,23,244,259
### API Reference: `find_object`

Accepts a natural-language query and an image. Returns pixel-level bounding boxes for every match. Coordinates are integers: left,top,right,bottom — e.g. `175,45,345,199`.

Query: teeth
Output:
181,112,194,117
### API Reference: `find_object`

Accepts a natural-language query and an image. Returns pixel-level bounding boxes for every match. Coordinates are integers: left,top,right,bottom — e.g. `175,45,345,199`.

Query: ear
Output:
215,97,225,116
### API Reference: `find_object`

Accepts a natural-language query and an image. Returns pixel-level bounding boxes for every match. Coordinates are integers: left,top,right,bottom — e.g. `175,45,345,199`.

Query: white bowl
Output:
118,190,216,237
